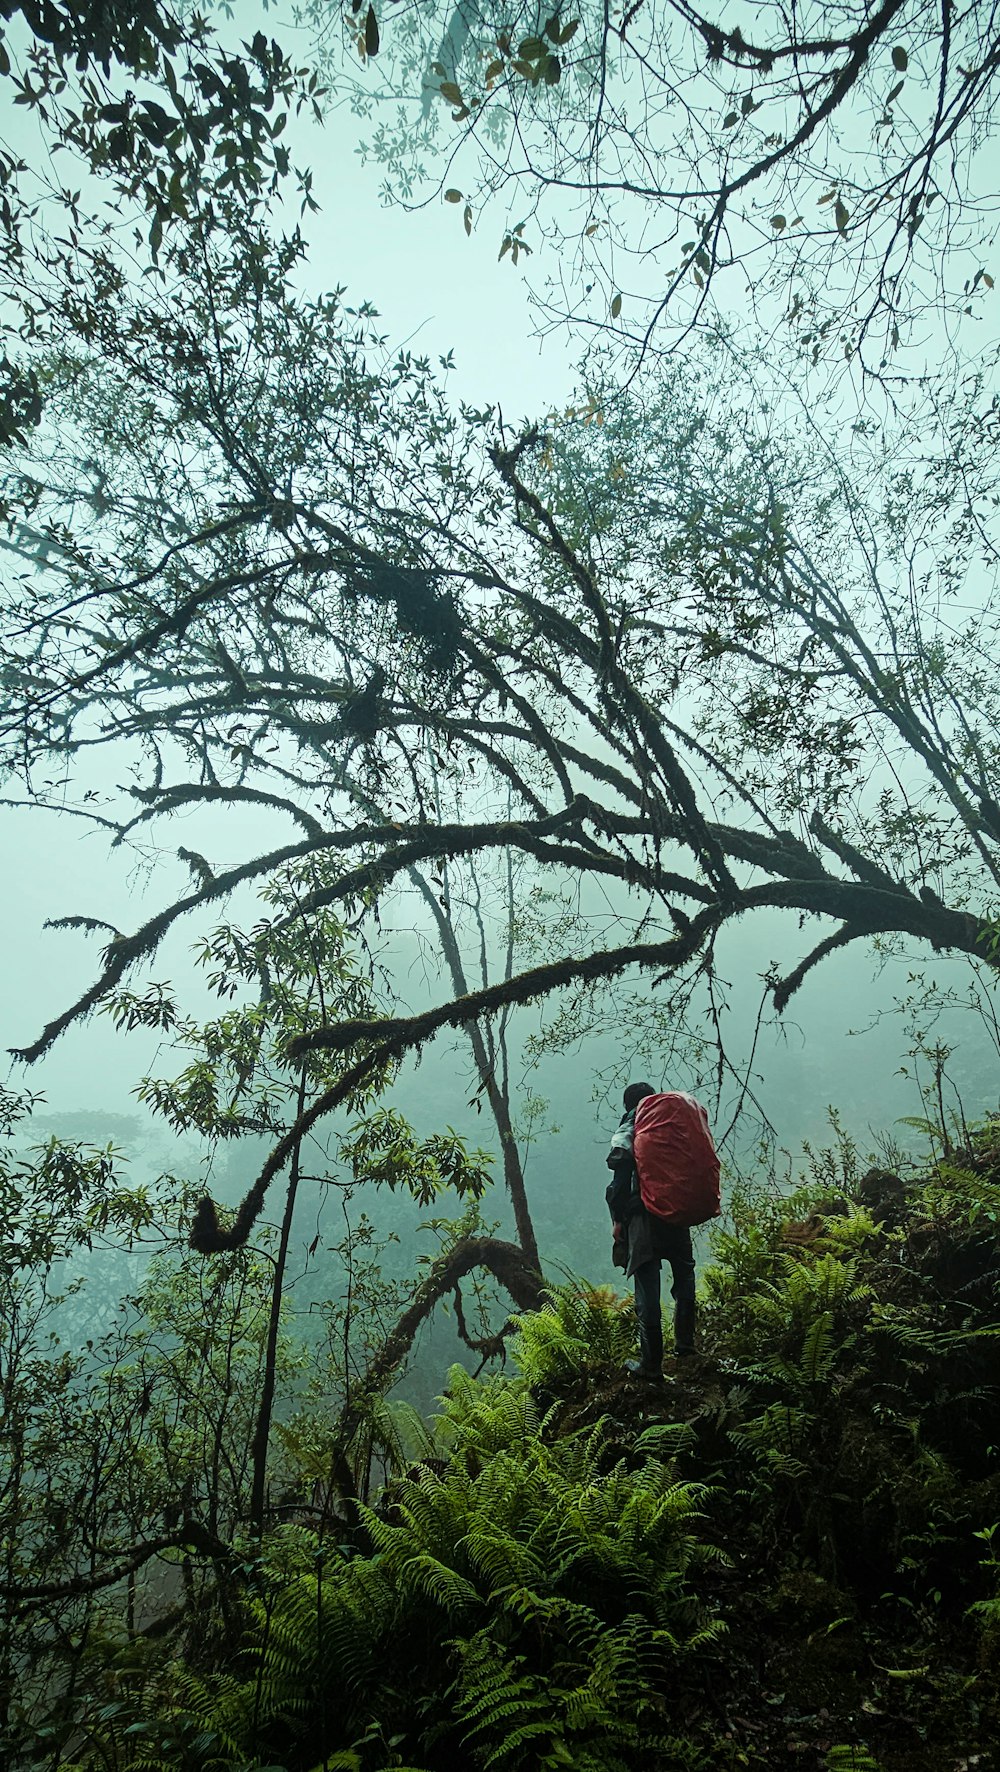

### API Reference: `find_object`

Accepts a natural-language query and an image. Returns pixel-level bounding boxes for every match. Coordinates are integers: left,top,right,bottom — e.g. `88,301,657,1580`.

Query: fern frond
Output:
508,1279,636,1389
825,1748,881,1771
401,1551,481,1615
365,1394,443,1469
634,1421,694,1460
799,1310,836,1385
462,1527,544,1591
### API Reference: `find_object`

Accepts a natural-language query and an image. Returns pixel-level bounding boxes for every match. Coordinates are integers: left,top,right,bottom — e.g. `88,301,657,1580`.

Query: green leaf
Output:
0,36,9,78
365,6,380,56
891,45,908,70
444,188,463,202
771,214,786,230
439,81,462,104
167,169,188,216
834,198,850,234
723,111,738,127
886,78,904,104
611,292,622,318
544,53,561,84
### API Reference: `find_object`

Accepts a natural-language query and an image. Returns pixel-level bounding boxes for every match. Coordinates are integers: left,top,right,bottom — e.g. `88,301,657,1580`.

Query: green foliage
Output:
967,1520,1000,1654
140,1366,721,1772
5,1114,1000,1771
340,1109,493,1207
507,1280,637,1387
685,1130,1000,1618
111,871,390,1141
0,1091,308,1771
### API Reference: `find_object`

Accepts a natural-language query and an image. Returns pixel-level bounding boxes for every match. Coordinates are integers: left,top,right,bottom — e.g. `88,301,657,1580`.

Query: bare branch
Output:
2,1520,234,1615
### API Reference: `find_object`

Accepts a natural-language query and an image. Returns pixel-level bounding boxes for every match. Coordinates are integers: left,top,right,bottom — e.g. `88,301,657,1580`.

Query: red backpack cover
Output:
632,1092,721,1227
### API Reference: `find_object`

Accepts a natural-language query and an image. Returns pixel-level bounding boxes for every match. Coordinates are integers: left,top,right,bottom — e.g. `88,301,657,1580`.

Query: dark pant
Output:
633,1227,697,1365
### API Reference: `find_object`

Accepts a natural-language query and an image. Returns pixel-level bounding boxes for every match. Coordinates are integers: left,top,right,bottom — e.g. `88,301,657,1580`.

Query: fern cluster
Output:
11,1126,1000,1772
697,1167,1000,1591
507,1281,638,1390
222,1366,724,1770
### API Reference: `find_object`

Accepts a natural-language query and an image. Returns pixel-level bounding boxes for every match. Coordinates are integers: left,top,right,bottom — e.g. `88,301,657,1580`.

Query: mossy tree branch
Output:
189,869,997,1257
335,1232,544,1453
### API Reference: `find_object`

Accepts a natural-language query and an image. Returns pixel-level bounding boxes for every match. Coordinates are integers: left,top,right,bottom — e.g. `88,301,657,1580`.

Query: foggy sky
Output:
1,2,997,1200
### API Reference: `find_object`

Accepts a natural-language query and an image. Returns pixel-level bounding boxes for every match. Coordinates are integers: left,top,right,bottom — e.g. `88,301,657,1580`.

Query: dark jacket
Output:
606,1108,658,1278
606,1108,641,1222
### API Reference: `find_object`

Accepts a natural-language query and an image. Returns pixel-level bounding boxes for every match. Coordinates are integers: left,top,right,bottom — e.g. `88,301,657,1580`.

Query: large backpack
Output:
632,1091,721,1227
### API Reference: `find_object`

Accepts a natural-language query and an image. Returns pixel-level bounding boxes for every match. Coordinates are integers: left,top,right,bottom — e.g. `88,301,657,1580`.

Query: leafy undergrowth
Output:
15,1132,1000,1772
528,1146,1000,1772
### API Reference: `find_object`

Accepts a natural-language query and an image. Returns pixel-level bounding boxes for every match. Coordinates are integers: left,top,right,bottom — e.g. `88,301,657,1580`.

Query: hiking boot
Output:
637,1318,663,1372
625,1359,665,1382
674,1299,696,1359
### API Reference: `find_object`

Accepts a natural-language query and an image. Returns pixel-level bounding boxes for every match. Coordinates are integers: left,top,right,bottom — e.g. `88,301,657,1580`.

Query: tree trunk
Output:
248,1067,306,1539
410,865,542,1272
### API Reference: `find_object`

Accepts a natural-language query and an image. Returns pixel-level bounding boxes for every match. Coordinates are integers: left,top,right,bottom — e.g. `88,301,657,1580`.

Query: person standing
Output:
606,1081,720,1377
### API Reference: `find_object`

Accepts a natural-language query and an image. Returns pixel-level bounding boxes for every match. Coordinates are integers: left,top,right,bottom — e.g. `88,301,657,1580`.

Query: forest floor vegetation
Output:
5,1120,1000,1772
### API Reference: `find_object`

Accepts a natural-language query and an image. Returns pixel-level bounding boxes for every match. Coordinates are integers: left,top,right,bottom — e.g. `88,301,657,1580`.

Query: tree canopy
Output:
0,0,997,1341
318,0,1000,377
0,0,320,451
2,140,998,1240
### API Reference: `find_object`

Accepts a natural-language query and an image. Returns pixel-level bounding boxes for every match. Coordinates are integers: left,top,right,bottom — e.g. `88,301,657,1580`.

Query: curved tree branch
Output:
336,1232,545,1449
1,1520,234,1616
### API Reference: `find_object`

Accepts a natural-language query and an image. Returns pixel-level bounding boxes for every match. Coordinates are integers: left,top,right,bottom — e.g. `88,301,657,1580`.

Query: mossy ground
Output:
9,1141,999,1772
526,1146,1000,1772
552,1356,997,1770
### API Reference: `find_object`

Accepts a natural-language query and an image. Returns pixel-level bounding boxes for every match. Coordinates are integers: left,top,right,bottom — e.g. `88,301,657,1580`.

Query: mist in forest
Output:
4,5,1000,1768
2,7,996,1292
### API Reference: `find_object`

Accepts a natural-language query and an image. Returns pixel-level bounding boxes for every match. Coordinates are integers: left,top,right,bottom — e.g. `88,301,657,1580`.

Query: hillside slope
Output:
9,1133,1000,1772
